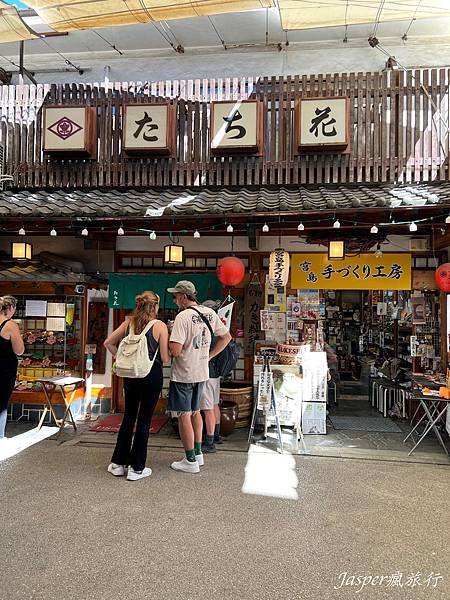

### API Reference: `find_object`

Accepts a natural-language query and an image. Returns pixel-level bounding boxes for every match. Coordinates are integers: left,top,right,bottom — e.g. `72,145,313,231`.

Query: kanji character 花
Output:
309,106,337,138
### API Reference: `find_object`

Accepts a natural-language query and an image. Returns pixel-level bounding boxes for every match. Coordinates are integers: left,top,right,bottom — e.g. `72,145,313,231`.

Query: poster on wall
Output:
265,275,286,312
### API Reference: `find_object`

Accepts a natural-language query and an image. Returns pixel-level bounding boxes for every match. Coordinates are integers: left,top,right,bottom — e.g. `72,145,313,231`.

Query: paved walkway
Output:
1,430,449,600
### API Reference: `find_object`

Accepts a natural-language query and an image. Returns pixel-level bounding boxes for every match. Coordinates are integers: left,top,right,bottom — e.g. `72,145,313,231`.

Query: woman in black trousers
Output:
0,296,25,441
104,291,169,481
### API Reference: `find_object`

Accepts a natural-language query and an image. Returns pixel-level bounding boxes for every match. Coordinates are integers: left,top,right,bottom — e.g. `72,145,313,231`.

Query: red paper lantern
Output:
217,256,245,286
435,263,450,292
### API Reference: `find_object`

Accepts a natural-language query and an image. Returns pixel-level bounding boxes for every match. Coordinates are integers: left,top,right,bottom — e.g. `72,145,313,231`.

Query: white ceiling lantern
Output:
50,228,57,236
193,230,200,239
297,223,305,231
117,226,124,236
333,219,341,229
149,230,157,240
227,224,234,233
409,222,418,232
18,227,26,236
81,228,88,236
262,223,269,233
370,225,378,234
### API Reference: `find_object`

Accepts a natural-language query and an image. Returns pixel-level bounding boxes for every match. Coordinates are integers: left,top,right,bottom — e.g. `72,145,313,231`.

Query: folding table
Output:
35,376,85,437
403,392,450,457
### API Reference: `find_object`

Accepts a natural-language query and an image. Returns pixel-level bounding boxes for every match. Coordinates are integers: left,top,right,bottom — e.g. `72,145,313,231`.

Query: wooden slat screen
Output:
0,69,448,189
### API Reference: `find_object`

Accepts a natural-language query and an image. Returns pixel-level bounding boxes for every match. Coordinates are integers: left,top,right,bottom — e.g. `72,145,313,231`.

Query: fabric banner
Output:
291,253,411,290
108,273,222,309
257,370,273,412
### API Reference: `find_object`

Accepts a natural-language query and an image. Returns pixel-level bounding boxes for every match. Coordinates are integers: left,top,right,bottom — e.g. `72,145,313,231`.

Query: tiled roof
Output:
0,253,103,282
0,183,448,218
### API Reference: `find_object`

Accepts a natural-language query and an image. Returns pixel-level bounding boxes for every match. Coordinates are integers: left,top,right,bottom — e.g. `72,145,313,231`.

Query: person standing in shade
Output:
199,299,223,453
0,296,24,442
167,281,231,473
104,291,170,481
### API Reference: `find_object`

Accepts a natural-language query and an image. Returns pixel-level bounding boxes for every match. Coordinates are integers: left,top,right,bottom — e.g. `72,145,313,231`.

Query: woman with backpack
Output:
104,291,170,481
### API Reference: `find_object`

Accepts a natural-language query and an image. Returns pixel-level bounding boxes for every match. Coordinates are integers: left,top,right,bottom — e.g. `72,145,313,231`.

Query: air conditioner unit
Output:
409,237,430,251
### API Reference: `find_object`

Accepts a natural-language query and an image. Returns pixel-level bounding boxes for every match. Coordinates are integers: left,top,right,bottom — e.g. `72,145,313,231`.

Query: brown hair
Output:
0,295,17,315
131,291,159,334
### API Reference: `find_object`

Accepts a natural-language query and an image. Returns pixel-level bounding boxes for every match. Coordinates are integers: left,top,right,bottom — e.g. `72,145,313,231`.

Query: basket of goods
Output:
276,342,302,365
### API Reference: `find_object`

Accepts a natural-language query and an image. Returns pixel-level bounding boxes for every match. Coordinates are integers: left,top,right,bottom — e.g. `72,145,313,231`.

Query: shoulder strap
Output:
0,319,10,333
190,307,214,338
129,319,157,338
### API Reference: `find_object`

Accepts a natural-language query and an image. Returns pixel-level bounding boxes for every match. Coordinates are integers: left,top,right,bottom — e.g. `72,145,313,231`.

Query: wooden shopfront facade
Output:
1,67,450,415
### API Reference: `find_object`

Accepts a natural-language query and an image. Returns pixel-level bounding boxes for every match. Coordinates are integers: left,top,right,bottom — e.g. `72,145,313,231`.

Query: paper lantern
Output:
435,263,450,292
269,249,290,287
11,242,32,260
217,256,245,286
328,240,345,260
164,243,184,265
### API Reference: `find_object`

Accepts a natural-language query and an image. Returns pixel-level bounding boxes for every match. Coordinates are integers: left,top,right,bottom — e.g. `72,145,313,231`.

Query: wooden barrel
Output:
220,382,253,428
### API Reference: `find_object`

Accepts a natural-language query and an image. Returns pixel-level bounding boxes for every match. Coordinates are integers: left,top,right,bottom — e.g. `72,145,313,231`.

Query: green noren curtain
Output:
108,273,223,309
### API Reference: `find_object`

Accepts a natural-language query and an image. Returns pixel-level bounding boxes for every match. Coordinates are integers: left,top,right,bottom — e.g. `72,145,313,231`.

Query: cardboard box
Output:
301,401,327,435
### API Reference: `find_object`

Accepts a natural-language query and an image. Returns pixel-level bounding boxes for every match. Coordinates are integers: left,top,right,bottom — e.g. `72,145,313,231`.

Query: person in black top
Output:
0,296,25,440
104,291,170,481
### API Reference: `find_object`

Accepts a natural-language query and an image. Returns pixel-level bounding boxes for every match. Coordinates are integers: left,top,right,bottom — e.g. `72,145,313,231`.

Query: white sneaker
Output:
107,463,126,477
170,457,200,473
195,453,204,467
127,467,152,481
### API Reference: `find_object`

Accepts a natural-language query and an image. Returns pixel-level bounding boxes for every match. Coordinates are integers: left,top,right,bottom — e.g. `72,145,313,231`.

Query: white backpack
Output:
115,319,159,378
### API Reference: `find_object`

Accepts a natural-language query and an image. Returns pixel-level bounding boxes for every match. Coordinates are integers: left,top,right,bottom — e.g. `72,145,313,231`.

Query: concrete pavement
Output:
1,435,449,600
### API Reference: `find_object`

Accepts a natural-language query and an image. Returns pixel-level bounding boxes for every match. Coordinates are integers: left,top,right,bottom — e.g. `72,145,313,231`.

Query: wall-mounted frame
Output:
295,96,351,154
122,103,176,156
43,106,97,158
210,100,263,155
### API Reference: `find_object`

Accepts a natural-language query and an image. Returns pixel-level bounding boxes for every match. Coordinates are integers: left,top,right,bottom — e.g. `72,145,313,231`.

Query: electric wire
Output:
92,30,123,56
207,15,226,49
38,36,82,73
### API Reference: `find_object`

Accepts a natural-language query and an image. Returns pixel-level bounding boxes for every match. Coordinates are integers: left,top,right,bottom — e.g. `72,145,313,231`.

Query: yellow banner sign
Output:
291,253,411,290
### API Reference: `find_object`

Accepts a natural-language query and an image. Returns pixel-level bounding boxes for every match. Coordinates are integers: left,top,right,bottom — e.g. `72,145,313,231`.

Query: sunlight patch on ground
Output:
242,444,299,500
0,427,57,463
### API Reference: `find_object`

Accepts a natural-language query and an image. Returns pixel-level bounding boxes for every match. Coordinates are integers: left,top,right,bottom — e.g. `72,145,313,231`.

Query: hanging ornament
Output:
217,256,245,286
435,263,450,292
269,248,290,287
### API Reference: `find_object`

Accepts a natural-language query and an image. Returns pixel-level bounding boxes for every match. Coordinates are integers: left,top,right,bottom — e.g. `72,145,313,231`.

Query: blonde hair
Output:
131,291,159,334
0,295,17,315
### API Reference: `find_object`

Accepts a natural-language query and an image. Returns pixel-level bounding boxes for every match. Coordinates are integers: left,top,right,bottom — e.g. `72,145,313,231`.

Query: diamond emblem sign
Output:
48,116,83,140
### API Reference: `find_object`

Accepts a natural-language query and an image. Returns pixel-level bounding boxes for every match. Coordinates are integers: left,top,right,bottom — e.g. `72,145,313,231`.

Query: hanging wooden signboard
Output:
43,106,97,157
291,253,411,290
210,100,263,155
123,103,176,155
295,96,351,153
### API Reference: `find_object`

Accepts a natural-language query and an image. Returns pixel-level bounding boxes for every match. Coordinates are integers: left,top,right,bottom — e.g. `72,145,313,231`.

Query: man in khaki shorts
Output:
168,281,231,473
200,300,222,453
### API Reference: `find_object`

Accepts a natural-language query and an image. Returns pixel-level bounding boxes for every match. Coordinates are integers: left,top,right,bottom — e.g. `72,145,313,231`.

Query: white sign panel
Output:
299,97,348,147
123,104,171,152
44,107,87,151
211,101,259,151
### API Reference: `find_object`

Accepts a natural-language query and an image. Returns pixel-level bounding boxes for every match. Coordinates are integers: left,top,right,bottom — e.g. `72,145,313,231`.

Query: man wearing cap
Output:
200,299,223,453
167,281,231,473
